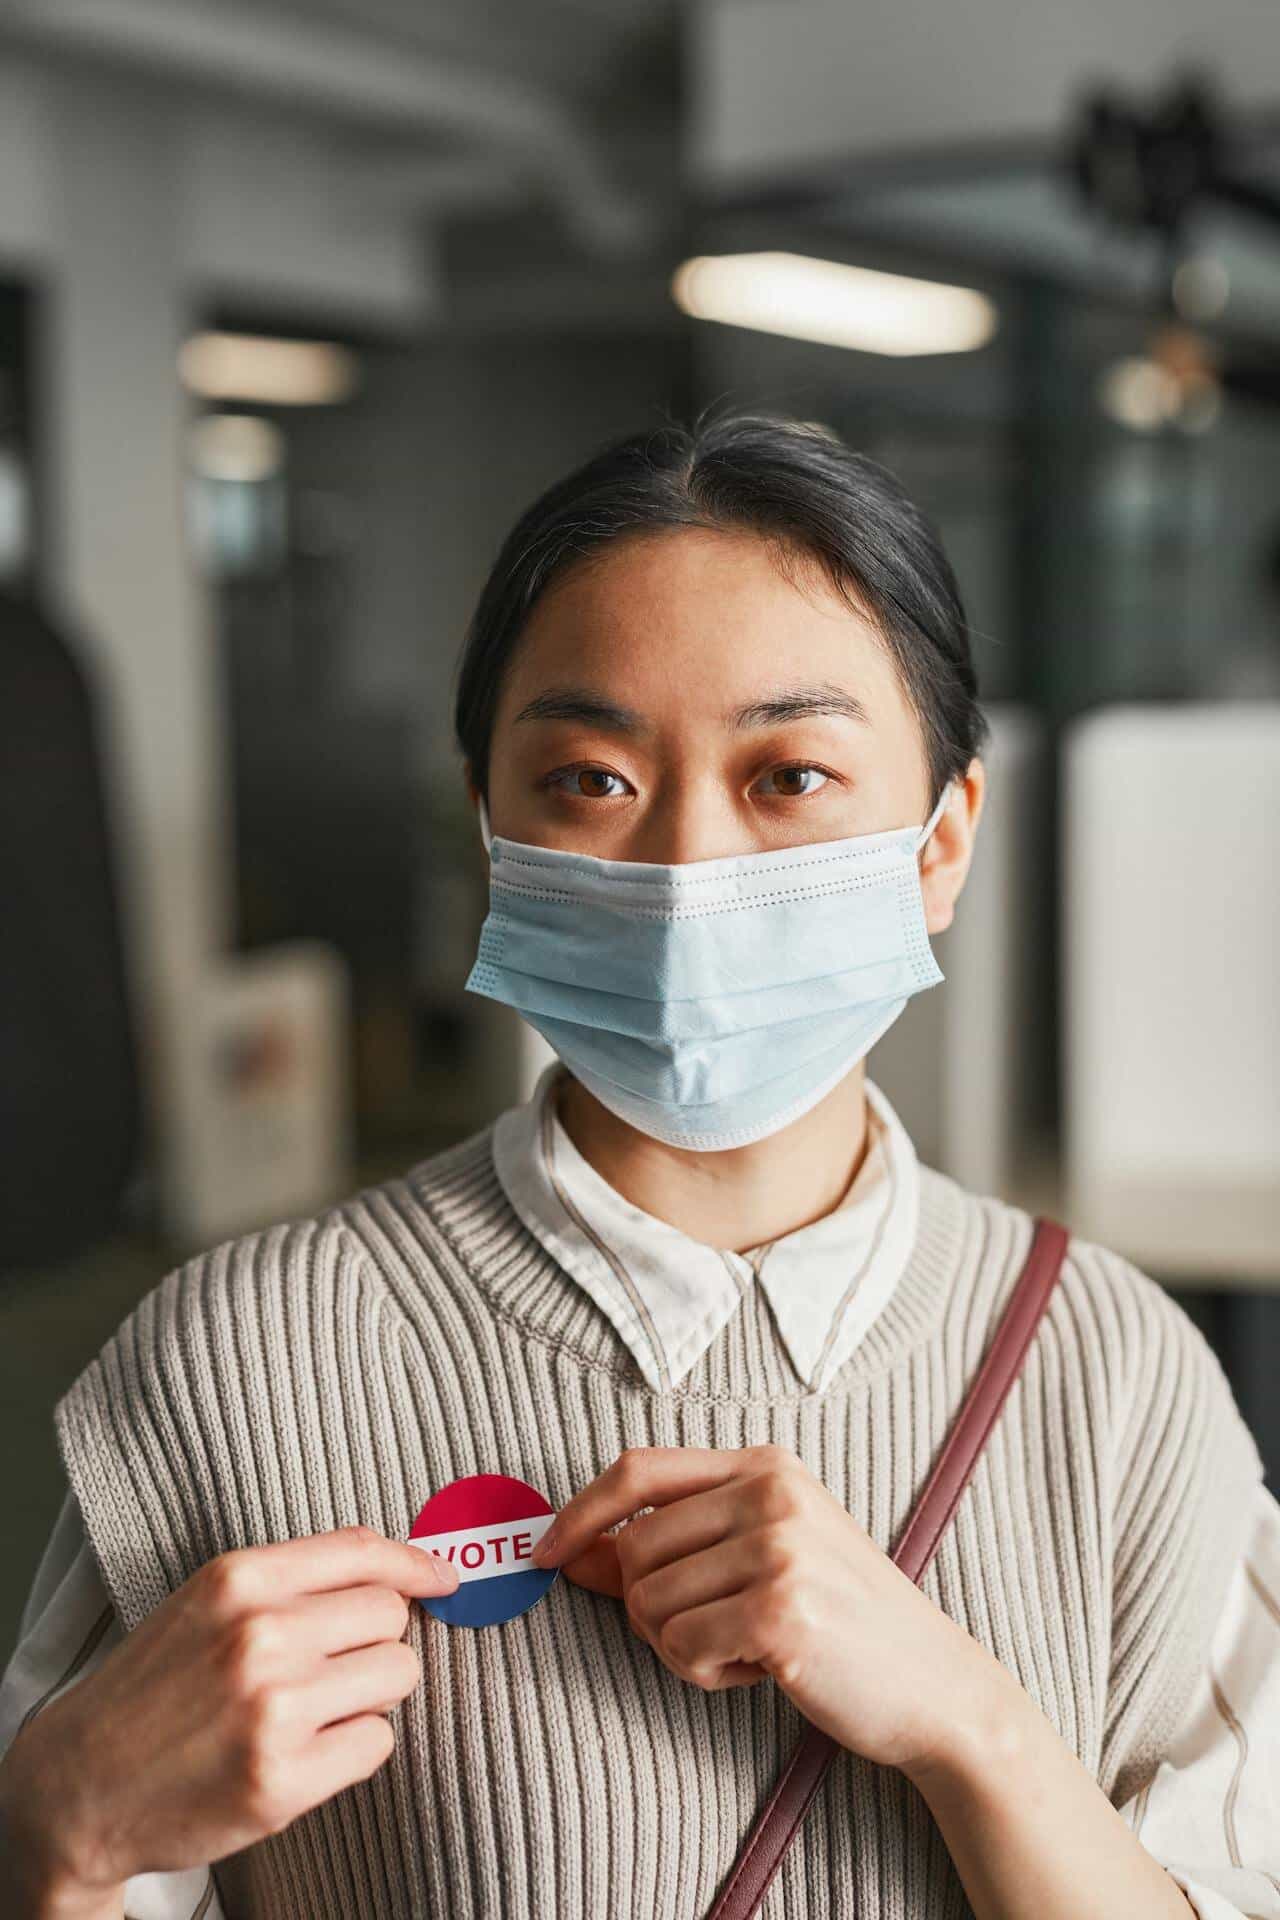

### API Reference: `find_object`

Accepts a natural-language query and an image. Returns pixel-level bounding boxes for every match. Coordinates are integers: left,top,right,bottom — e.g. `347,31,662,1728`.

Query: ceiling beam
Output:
0,0,658,254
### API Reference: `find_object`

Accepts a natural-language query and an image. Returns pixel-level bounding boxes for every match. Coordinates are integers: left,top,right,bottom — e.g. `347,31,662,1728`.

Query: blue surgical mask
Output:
465,784,952,1151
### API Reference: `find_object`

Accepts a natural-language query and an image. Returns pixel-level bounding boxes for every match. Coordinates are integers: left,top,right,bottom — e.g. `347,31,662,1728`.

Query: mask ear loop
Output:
914,779,954,855
477,793,493,856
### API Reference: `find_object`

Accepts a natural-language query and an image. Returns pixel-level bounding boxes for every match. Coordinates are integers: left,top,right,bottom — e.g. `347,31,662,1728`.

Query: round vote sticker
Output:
407,1473,560,1628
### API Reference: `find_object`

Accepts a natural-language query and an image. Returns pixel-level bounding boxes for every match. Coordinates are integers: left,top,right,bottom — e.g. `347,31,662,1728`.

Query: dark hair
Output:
453,408,989,811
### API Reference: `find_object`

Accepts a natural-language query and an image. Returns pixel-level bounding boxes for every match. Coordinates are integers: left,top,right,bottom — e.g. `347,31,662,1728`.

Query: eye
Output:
754,763,832,798
545,765,633,799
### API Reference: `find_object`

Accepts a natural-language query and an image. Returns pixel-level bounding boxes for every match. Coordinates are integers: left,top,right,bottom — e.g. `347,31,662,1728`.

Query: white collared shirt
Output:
2,1067,1278,1920
492,1062,919,1395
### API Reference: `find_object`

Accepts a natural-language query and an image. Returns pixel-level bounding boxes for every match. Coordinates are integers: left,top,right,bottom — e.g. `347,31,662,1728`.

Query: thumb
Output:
559,1533,624,1599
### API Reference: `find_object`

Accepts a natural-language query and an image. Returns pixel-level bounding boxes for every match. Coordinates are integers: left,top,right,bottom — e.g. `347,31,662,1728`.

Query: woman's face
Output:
476,525,981,935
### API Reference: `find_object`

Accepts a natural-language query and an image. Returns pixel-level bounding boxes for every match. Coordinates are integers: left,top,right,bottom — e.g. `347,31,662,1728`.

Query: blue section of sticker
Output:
422,1566,558,1628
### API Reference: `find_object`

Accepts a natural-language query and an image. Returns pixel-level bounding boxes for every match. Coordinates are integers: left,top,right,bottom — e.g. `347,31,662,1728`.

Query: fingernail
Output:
532,1526,558,1566
432,1552,460,1588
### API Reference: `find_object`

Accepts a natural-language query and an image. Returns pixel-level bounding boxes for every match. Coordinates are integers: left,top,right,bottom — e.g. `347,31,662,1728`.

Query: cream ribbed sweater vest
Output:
55,1124,1264,1920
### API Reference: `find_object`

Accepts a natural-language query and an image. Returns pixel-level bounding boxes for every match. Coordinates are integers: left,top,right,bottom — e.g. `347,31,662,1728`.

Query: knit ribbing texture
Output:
54,1122,1264,1919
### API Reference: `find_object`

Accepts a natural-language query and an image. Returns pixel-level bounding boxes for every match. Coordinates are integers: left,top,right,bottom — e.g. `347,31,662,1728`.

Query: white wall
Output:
693,0,1280,180
0,61,54,263
180,110,436,323
0,52,435,1209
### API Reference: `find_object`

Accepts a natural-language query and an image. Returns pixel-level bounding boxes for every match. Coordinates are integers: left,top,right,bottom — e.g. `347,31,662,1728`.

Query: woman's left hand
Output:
531,1444,1008,1778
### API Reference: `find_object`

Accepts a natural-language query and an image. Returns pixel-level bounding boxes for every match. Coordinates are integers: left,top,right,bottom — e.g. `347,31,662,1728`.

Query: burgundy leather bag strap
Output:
705,1214,1072,1920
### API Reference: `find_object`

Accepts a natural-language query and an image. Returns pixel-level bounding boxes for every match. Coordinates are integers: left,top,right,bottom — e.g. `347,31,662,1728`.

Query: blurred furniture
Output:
0,591,142,1269
231,702,419,1143
167,942,351,1248
1063,702,1280,1282
872,704,1047,1200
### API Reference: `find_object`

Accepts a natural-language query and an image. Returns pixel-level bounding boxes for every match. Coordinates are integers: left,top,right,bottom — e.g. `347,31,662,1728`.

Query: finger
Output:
560,1536,623,1598
695,1659,767,1689
561,1493,743,1599
625,1537,756,1641
306,1714,396,1806
534,1448,740,1569
612,1485,739,1584
288,1585,413,1655
657,1590,773,1689
300,1640,421,1731
210,1527,461,1606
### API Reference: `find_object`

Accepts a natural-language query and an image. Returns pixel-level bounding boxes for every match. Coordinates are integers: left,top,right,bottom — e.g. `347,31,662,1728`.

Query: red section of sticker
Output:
409,1471,553,1538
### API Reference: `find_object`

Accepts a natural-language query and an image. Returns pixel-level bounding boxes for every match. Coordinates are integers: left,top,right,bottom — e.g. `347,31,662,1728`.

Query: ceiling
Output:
0,0,684,266
830,167,1280,339
698,105,1280,352
284,0,678,116
11,0,1279,338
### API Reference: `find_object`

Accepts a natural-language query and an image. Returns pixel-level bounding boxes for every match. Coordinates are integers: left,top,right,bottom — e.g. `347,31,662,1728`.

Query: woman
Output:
3,412,1277,1919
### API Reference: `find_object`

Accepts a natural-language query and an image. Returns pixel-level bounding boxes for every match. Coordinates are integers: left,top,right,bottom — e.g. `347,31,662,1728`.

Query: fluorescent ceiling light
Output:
671,251,998,357
179,332,361,405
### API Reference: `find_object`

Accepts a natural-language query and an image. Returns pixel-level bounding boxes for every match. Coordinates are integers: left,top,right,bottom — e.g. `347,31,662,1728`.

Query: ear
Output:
921,757,985,938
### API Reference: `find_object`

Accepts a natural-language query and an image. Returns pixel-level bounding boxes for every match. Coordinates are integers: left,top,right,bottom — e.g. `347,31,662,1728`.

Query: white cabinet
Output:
1063,703,1280,1283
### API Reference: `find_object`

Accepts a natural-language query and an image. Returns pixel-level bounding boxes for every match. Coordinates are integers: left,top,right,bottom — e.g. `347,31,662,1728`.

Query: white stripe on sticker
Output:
407,1510,556,1584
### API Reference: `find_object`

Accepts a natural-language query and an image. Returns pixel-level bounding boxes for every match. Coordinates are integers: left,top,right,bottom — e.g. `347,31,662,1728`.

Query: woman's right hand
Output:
0,1525,459,1918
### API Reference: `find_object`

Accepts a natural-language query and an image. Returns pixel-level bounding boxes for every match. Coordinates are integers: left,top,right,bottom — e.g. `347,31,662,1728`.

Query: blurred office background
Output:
2,0,1278,1653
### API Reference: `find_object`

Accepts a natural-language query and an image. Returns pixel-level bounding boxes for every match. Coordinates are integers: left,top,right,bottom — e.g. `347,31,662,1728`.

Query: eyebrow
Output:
511,681,872,734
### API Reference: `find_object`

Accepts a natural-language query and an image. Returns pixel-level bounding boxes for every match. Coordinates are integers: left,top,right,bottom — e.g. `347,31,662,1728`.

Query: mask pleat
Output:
465,812,946,1149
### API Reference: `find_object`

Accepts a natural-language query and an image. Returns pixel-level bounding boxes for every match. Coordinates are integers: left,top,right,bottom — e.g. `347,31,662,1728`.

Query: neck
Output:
552,1063,872,1253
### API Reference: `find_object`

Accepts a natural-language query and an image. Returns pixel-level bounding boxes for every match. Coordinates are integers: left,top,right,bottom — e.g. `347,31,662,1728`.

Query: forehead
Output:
495,525,906,720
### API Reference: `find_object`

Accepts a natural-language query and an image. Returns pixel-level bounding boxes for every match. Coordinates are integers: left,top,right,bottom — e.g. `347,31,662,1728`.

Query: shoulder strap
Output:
705,1214,1072,1920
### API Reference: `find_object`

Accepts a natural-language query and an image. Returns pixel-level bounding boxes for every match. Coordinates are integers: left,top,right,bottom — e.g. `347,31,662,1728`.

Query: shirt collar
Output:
490,1061,921,1395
